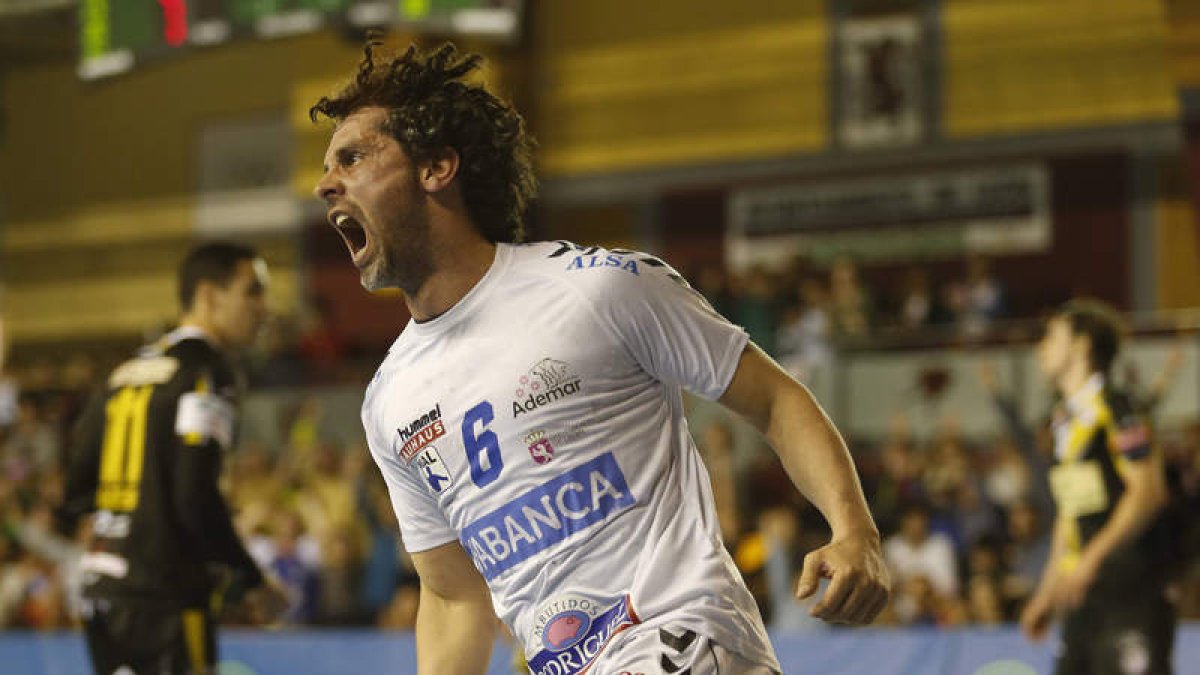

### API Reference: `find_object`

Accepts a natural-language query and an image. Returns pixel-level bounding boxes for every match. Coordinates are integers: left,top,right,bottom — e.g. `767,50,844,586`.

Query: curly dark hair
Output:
309,40,536,243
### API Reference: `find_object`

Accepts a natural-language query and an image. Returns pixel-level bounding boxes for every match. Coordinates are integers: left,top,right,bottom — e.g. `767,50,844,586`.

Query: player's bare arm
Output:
412,540,497,675
718,343,890,625
1020,517,1065,642
1054,451,1169,610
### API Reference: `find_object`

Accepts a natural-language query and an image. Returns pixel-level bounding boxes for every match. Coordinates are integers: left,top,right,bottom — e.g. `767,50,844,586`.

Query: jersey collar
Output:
1064,372,1104,418
397,243,512,345
162,326,217,348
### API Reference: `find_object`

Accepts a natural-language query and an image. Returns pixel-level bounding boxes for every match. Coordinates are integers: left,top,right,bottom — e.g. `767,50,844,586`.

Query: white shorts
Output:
585,623,781,675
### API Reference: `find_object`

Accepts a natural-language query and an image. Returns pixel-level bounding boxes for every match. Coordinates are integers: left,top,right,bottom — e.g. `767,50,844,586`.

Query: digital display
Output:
78,0,523,81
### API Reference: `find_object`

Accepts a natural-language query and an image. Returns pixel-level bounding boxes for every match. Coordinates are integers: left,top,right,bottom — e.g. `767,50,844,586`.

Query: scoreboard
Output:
78,0,523,80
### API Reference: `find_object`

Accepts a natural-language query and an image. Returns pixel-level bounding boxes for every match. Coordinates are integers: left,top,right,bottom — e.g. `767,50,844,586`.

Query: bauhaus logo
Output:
395,403,445,464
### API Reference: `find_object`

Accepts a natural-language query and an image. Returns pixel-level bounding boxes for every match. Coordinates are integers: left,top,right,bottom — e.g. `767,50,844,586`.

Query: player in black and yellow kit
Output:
1020,300,1176,675
61,243,287,675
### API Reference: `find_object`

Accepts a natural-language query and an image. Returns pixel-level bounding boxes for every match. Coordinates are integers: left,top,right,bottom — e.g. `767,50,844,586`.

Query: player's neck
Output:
176,316,225,349
1057,360,1097,401
404,235,497,323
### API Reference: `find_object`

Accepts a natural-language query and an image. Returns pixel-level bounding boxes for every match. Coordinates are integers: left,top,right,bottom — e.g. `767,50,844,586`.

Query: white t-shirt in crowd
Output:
884,532,960,597
362,241,780,674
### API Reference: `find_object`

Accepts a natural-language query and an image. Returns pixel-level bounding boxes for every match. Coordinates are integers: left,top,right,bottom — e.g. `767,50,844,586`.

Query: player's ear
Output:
419,148,460,193
193,279,219,315
1071,334,1090,361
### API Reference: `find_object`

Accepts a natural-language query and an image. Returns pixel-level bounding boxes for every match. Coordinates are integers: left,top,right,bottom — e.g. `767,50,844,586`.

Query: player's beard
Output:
360,201,434,297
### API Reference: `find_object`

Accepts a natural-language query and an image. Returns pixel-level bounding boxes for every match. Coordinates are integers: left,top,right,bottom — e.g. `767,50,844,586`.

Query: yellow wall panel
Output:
2,196,193,252
4,269,297,342
1156,199,1200,310
0,35,339,343
534,3,827,177
945,0,1178,137
1167,1,1200,90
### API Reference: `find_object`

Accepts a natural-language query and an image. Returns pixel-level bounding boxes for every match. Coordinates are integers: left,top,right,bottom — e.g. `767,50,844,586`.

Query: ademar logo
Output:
512,358,582,418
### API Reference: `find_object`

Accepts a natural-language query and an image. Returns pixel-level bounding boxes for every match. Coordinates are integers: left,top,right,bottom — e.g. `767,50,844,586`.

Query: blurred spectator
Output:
896,267,936,331
965,575,1005,625
1123,334,1188,416
868,419,927,535
16,554,67,629
699,422,741,542
58,354,97,392
1,395,59,481
980,435,1032,510
962,538,1007,624
950,481,1002,557
694,264,736,319
730,267,777,354
229,443,285,518
295,442,363,544
828,257,872,338
249,510,321,625
0,313,14,428
924,434,970,505
884,503,959,598
0,538,25,627
288,397,324,455
296,297,345,382
10,501,82,619
357,474,412,622
0,377,18,429
21,360,57,392
1,252,1198,636
947,255,1003,337
1002,500,1050,612
252,316,305,388
776,278,832,385
891,575,963,627
314,531,365,625
758,506,825,631
976,361,1055,515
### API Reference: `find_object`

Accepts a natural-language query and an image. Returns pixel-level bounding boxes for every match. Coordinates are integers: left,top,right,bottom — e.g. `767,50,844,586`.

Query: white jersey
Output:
362,241,780,674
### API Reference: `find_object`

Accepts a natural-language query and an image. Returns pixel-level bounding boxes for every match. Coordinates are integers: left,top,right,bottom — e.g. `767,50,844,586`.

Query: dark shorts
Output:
82,598,216,675
1055,589,1176,675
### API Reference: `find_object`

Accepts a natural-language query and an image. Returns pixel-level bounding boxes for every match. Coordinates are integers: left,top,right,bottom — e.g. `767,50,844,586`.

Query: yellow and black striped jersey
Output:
1049,374,1169,586
63,327,263,607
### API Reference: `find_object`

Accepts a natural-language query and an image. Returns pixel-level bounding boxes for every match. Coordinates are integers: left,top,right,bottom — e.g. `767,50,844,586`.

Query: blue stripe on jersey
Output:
460,452,635,581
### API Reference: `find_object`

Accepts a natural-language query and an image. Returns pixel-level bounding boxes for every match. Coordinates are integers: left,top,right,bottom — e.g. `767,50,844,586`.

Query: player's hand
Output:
243,578,290,625
1053,552,1100,610
796,531,890,625
1019,588,1055,642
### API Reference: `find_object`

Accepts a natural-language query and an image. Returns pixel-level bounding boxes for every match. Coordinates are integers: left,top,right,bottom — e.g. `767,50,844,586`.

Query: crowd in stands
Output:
703,405,1198,630
0,254,1196,636
694,254,1005,363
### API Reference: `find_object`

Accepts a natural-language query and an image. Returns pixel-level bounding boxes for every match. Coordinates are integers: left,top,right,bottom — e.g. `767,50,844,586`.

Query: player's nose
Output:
314,170,342,202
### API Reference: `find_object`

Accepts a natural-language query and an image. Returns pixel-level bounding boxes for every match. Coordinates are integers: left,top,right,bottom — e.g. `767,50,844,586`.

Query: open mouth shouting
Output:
330,212,370,267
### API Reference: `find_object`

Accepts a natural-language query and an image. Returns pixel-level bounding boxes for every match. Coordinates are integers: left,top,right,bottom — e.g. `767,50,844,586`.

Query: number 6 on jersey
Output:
462,401,503,488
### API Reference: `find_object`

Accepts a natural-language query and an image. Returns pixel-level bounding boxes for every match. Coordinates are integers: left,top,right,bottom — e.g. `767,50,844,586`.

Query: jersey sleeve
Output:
1106,391,1153,462
170,361,264,587
584,254,749,400
59,386,107,532
362,400,458,554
